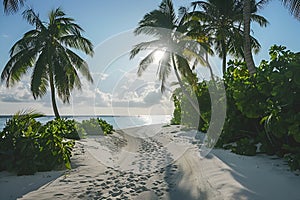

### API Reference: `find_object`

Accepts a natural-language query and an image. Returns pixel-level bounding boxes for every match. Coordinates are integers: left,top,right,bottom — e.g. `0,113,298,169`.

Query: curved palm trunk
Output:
171,54,208,124
205,52,215,82
243,0,256,74
49,73,60,118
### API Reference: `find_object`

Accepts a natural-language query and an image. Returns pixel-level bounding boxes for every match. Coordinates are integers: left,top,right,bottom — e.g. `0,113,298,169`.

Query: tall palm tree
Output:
3,0,25,14
1,8,94,118
191,0,268,74
243,0,300,73
130,0,208,117
243,0,269,74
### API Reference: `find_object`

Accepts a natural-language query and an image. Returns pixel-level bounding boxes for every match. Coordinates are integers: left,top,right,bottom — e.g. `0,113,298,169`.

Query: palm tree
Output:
243,0,269,74
3,0,25,14
1,8,94,118
191,0,268,74
243,0,300,73
130,0,208,117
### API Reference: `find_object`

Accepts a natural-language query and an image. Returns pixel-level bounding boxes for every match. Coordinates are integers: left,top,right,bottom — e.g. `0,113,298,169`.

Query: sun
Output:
153,50,165,64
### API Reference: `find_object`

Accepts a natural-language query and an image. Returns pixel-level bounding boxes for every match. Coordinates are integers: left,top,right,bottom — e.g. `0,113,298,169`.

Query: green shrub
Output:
170,95,181,125
79,118,114,135
97,118,114,135
0,111,75,175
0,111,43,174
171,80,213,131
44,118,82,140
231,138,257,156
37,119,75,171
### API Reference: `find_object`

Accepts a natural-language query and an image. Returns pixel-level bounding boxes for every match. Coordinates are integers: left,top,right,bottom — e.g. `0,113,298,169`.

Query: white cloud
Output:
0,80,35,103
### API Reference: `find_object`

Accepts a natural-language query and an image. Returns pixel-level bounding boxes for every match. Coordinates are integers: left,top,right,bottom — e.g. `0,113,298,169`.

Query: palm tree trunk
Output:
222,45,227,75
243,0,256,74
205,52,215,82
171,54,208,124
222,50,227,75
49,73,60,118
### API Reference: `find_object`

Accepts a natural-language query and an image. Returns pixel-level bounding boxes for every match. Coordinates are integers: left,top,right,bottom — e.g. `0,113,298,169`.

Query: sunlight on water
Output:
0,115,172,131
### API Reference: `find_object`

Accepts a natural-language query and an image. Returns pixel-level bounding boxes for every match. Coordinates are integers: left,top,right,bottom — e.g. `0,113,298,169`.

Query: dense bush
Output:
170,80,212,131
171,45,300,170
79,118,114,135
222,45,300,162
44,118,82,140
0,111,75,175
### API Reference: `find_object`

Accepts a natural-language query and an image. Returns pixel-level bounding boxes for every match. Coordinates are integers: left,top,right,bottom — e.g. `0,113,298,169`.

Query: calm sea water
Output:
0,115,171,132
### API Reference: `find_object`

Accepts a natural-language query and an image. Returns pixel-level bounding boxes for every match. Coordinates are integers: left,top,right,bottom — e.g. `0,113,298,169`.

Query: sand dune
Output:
0,124,300,199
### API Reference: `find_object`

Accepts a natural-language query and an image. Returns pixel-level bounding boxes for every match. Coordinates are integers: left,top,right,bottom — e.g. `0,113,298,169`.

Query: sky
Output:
0,0,300,116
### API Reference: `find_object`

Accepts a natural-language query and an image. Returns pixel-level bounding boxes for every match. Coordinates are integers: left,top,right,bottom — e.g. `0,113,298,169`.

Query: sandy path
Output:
1,124,299,200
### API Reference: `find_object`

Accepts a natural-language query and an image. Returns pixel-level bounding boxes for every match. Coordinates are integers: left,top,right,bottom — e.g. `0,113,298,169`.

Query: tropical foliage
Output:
1,7,94,118
243,0,300,71
190,0,268,74
0,111,75,175
130,0,199,92
171,45,300,170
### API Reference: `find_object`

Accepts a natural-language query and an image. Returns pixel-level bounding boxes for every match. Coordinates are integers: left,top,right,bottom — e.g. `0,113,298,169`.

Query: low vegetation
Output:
0,111,114,175
79,118,114,135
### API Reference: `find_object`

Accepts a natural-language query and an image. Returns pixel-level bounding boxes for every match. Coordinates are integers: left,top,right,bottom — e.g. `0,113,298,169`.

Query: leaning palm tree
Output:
243,0,270,74
3,0,25,14
1,8,94,118
243,0,300,74
191,0,268,74
130,0,209,117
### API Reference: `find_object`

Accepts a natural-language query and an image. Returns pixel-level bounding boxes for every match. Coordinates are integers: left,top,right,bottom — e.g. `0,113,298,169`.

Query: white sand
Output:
0,124,299,200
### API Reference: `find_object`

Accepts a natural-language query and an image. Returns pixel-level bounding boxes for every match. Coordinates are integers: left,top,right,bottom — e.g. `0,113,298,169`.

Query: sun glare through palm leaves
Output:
153,50,166,64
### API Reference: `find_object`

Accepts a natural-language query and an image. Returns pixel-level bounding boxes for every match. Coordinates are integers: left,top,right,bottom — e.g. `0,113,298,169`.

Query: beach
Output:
1,124,300,200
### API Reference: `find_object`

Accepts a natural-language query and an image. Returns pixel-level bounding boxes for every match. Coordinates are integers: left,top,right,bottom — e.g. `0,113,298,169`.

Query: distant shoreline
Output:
0,115,172,131
0,114,170,118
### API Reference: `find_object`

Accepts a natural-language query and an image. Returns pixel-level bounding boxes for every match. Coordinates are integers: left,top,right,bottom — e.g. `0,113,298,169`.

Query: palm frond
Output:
1,46,36,87
250,35,261,54
250,14,269,27
256,0,270,9
13,109,44,119
157,52,172,93
3,0,25,14
31,49,49,99
60,35,94,56
129,40,161,59
137,50,157,76
66,49,93,83
22,8,45,30
282,0,300,19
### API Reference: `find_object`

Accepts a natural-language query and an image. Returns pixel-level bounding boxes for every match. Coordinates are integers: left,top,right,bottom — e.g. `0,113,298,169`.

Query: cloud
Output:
0,80,35,103
1,34,9,38
92,72,109,81
0,59,176,115
95,88,112,106
143,90,162,104
110,83,170,108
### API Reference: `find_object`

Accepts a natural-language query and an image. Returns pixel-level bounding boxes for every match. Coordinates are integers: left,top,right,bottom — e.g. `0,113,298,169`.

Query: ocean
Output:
0,115,172,132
